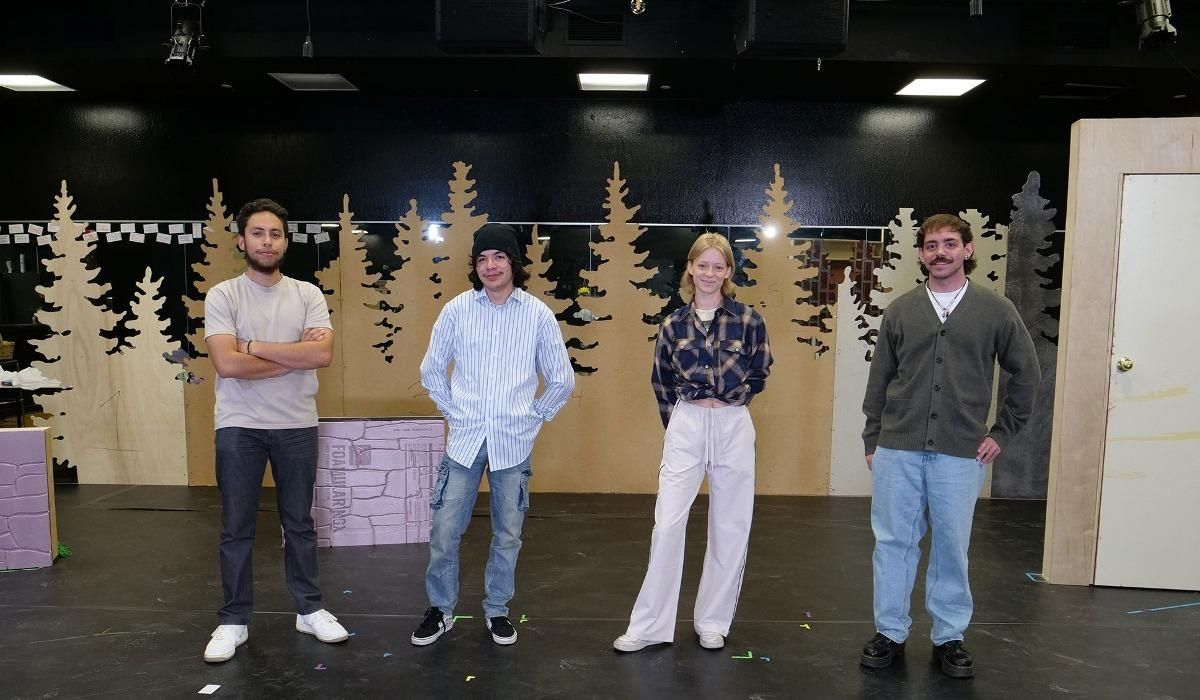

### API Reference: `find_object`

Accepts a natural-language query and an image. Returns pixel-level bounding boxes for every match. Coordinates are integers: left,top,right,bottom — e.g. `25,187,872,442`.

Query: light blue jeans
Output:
425,442,532,619
870,447,985,645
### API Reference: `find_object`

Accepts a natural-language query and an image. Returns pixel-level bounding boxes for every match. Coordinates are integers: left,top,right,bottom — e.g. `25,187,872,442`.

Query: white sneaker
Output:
296,609,350,643
698,631,725,649
613,634,652,652
204,624,248,663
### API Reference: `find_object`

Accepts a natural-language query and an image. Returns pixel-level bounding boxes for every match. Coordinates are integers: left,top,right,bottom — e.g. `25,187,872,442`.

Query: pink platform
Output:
0,428,57,570
313,418,445,547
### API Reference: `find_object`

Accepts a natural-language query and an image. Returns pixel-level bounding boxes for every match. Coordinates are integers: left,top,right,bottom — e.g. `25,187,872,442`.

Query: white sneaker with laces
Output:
296,609,350,643
204,624,248,663
698,631,725,649
613,634,652,652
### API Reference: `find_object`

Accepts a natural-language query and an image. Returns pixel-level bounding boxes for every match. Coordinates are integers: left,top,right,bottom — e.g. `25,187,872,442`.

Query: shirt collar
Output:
687,296,738,321
473,286,525,305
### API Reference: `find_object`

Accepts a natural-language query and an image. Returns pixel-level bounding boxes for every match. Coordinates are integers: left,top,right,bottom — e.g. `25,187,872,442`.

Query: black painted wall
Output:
0,94,1072,228
0,93,1075,495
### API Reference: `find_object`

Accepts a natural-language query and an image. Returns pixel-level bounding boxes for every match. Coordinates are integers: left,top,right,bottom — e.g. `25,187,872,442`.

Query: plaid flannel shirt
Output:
650,297,773,428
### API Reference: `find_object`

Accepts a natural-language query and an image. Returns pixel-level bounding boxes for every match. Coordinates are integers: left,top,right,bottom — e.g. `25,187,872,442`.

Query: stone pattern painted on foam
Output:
0,430,53,569
313,419,444,547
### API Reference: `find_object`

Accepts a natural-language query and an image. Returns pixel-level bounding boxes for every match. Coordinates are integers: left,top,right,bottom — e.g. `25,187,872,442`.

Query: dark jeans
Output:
215,426,323,624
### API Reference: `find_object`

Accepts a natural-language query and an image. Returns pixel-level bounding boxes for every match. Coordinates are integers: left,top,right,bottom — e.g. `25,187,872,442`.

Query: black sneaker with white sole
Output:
411,607,452,646
487,616,517,645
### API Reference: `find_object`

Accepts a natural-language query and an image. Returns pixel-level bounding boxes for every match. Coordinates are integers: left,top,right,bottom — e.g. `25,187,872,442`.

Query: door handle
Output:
1117,357,1134,372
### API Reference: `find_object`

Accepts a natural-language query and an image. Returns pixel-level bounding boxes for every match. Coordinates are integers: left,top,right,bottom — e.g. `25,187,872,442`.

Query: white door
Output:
1094,174,1200,590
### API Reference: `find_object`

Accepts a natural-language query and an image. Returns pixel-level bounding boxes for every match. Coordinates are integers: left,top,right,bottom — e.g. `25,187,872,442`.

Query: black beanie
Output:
471,223,521,261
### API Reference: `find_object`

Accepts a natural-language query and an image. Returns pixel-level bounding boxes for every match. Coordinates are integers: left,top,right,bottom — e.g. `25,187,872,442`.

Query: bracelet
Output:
247,340,253,356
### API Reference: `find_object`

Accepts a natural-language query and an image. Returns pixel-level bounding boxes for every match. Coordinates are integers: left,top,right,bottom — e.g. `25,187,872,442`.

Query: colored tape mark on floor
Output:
1126,601,1200,614
732,651,754,659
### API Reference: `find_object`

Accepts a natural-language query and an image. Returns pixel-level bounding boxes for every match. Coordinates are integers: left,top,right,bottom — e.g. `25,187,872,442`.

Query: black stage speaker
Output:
436,0,547,54
735,0,849,57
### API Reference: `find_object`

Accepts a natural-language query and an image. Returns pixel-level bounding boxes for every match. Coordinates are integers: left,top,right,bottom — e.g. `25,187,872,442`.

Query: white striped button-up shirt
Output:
420,287,575,471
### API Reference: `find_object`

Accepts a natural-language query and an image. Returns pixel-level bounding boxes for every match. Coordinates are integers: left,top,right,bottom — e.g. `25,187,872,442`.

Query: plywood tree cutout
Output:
740,164,833,494
184,178,247,485
742,163,832,356
958,209,1008,295
531,162,664,494
388,200,443,415
331,194,395,416
309,197,353,418
1013,172,1063,344
994,170,1061,498
106,268,187,484
959,208,1010,497
829,208,918,495
439,161,486,301
829,260,876,495
524,225,558,305
31,181,121,482
868,208,922,359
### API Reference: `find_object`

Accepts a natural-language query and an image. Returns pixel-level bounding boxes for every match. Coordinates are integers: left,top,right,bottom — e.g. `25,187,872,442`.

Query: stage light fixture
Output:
165,1,205,66
630,0,646,15
1134,0,1177,49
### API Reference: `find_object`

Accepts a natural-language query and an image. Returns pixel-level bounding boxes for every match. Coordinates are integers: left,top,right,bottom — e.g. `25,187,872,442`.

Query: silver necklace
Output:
927,281,967,320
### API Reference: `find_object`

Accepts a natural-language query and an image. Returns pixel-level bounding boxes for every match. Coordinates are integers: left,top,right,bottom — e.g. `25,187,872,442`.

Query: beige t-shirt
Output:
203,274,332,430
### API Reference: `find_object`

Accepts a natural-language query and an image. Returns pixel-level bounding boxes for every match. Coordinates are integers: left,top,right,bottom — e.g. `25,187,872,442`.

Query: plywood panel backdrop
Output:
27,166,1060,494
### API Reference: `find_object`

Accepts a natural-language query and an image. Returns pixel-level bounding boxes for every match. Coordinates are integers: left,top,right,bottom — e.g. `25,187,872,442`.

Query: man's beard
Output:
246,250,284,274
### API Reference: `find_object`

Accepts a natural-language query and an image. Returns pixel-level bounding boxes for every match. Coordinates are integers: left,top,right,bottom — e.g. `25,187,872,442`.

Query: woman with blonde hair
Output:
613,232,773,653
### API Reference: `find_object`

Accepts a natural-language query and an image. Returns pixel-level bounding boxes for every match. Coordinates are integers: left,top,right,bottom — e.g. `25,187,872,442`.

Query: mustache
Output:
927,257,951,265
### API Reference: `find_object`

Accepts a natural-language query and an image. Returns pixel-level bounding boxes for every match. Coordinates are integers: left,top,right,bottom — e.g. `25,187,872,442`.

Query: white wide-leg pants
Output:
624,400,757,642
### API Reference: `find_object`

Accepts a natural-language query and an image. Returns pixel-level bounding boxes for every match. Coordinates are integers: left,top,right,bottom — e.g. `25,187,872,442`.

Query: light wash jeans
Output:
425,442,532,619
870,446,985,645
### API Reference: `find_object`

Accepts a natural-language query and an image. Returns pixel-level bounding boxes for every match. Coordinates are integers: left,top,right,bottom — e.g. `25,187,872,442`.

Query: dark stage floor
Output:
1,485,1197,699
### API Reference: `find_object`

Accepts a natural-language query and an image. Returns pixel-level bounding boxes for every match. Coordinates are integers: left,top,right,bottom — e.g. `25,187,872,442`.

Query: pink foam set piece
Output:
0,428,59,570
312,418,445,547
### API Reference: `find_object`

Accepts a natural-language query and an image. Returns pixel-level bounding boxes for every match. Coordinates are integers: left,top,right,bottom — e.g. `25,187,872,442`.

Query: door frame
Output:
1043,117,1200,585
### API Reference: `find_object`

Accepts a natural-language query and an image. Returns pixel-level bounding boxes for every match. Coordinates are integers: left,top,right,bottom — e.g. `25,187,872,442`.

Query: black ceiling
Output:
1,0,1198,114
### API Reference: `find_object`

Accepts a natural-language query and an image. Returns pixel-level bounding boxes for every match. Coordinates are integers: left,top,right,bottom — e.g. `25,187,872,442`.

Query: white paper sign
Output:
14,234,30,244
37,235,52,246
97,222,111,233
8,224,23,234
198,685,221,695
168,223,185,234
0,235,10,245
192,223,203,236
288,222,298,232
144,223,159,234
83,232,99,243
292,232,309,243
156,233,173,244
306,223,320,234
230,222,239,233
130,232,146,243
314,231,331,244
120,222,136,232
106,232,123,243
179,234,194,245
48,221,60,232
29,224,44,235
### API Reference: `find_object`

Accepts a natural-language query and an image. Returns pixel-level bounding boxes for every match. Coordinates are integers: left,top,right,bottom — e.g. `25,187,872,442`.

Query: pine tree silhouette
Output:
31,181,120,481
